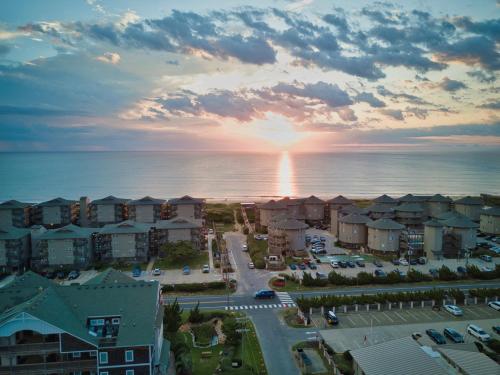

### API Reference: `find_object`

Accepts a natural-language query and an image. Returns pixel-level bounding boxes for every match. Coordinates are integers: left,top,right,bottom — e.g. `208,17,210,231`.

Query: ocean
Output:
0,149,499,202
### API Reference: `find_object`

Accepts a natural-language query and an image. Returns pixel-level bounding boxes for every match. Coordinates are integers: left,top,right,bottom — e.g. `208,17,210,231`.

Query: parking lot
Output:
317,304,500,352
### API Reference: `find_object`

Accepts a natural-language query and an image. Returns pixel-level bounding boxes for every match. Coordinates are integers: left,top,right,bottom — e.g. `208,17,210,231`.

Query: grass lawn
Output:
154,251,209,269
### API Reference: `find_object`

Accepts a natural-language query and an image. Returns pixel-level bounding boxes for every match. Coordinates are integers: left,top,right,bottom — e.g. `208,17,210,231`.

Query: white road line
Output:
347,316,356,326
371,313,381,323
242,305,247,309
249,305,254,309
382,312,394,323
420,311,432,320
358,314,369,325
464,308,481,318
394,311,406,322
272,304,277,308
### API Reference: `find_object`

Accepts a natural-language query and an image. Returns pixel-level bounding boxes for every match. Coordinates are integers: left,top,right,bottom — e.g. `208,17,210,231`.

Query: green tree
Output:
188,301,204,324
223,316,241,346
164,299,183,334
163,241,198,263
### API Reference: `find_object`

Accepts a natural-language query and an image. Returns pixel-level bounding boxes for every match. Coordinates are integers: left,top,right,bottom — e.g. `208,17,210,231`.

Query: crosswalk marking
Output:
223,303,296,311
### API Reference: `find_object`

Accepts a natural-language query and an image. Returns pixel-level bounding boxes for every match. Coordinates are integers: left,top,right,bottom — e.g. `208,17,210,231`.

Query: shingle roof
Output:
454,196,483,205
428,194,452,203
37,197,77,207
435,211,459,221
273,217,309,230
367,204,394,213
38,224,97,240
424,219,444,228
328,195,353,205
0,200,32,209
99,220,151,234
0,226,31,240
259,199,287,210
304,195,325,204
437,348,499,375
340,205,368,215
128,196,166,205
373,194,397,204
278,197,303,206
398,194,427,203
442,215,479,229
395,203,424,213
367,218,405,230
339,213,371,224
155,217,201,229
349,337,447,375
481,206,500,217
91,195,130,205
84,268,135,285
168,195,204,205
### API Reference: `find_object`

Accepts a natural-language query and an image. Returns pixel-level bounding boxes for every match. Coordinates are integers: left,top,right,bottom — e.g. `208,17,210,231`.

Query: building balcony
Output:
0,359,96,375
0,342,60,355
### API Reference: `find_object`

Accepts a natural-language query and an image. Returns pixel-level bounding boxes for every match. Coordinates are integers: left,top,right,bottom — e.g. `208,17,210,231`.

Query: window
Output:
99,352,108,364
125,350,134,362
90,351,97,357
90,319,105,326
72,352,81,358
126,370,135,375
112,317,120,325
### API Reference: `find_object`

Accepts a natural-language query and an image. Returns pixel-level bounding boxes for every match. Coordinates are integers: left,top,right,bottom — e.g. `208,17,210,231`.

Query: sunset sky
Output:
0,0,499,151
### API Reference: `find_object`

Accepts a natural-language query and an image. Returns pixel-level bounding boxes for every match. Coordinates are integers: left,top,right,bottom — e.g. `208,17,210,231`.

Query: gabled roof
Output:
84,268,135,285
395,203,424,213
0,200,32,210
437,347,499,375
367,218,405,230
155,217,201,229
37,197,77,207
435,210,459,221
304,195,325,205
99,220,151,234
328,195,353,205
38,224,97,240
91,195,129,205
168,195,204,205
367,204,394,213
373,194,397,204
481,206,500,217
279,197,304,206
259,199,287,210
424,219,444,228
428,194,452,203
340,205,368,215
454,196,483,205
442,215,479,229
339,213,371,225
0,226,31,240
128,196,166,206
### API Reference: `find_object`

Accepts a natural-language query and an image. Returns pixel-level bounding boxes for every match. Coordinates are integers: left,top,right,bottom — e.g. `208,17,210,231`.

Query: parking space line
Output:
404,311,419,321
358,314,369,325
430,311,442,319
371,313,381,324
347,316,356,327
419,311,433,320
394,311,407,322
382,312,394,323
463,308,481,318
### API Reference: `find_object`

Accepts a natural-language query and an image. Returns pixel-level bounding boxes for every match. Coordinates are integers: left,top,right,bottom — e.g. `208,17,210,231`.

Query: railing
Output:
0,359,96,375
0,342,60,355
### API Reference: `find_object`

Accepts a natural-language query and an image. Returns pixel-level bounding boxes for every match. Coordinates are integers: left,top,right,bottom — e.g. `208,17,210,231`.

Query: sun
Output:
249,113,308,150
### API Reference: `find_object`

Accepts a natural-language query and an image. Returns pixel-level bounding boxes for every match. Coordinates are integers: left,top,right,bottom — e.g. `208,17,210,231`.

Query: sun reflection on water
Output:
278,151,295,197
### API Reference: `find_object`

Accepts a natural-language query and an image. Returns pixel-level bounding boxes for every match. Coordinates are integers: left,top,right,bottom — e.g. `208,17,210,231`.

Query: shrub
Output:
302,272,328,287
254,258,266,269
487,338,500,354
192,322,216,346
407,269,432,282
222,316,241,346
438,265,458,281
243,227,249,235
188,302,204,324
356,272,374,285
162,281,227,293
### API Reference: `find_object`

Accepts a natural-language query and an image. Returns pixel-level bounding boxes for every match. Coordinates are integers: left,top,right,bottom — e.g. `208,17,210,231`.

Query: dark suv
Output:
426,329,446,344
443,328,464,343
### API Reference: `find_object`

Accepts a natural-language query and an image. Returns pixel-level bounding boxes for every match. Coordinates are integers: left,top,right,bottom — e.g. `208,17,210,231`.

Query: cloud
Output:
376,86,430,105
438,77,467,92
467,70,496,83
433,36,500,70
273,81,352,108
165,59,179,65
453,16,500,42
478,100,500,110
380,109,404,121
95,52,121,64
355,92,386,108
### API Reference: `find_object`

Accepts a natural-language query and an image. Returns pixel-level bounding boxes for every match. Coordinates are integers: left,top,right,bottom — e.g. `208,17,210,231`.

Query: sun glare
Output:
251,114,308,150
278,151,295,197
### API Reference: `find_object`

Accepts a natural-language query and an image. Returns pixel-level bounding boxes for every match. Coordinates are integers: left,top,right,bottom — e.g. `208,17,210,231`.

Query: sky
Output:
0,0,499,151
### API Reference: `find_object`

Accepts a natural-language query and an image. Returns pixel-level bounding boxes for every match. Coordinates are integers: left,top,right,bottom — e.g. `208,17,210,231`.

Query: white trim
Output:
126,370,135,375
99,362,150,369
99,351,108,364
125,349,134,362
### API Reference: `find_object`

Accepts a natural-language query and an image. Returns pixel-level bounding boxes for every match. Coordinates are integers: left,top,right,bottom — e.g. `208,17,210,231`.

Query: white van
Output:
330,260,339,268
467,324,491,342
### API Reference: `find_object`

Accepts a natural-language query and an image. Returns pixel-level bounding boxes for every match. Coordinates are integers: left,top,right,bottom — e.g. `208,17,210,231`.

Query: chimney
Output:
80,196,90,227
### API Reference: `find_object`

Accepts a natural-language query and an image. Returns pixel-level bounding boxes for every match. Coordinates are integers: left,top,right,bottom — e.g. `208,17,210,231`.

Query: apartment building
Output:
328,195,354,237
32,224,97,270
0,269,170,375
168,195,205,226
89,196,130,226
454,196,483,221
0,226,30,273
154,217,204,253
426,194,452,218
128,196,166,223
394,203,425,228
303,195,325,221
95,221,152,263
366,218,405,254
0,200,32,228
32,197,79,228
338,213,371,249
480,206,500,235
268,215,308,258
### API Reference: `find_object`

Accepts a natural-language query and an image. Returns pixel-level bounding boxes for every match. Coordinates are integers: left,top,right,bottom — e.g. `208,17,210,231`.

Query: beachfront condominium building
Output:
0,270,170,375
426,194,452,218
168,195,205,226
338,213,371,249
303,195,326,221
366,218,405,254
32,197,79,228
128,196,166,223
88,195,130,226
154,217,204,253
257,200,288,230
441,214,479,252
0,200,32,228
31,224,97,270
453,196,483,221
268,215,308,259
95,220,151,263
366,203,395,220
424,219,444,260
328,195,354,236
480,207,500,235
0,226,31,272
372,194,398,208
394,203,425,228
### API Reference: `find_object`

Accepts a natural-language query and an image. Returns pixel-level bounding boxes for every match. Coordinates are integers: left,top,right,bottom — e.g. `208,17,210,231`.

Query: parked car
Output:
152,268,161,276
202,265,210,273
330,261,339,269
346,261,356,268
409,259,418,266
355,260,365,267
399,258,409,266
324,310,339,325
338,261,348,268
373,260,383,267
67,270,80,280
305,235,311,242
308,262,317,270
444,304,463,316
443,328,464,343
311,248,327,255
289,263,297,270
248,262,255,269
182,265,190,275
457,266,467,274
391,258,400,265
426,329,446,344
374,269,386,277
411,332,422,340
417,257,427,265
320,236,326,242
480,254,492,262
254,289,276,299
493,326,500,334
56,271,67,280
467,324,491,342
298,263,307,270
132,267,141,277
487,301,500,311
316,272,328,280
242,244,248,252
